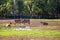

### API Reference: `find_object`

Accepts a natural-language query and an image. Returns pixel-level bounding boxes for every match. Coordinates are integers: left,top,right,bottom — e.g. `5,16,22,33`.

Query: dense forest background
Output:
0,0,60,19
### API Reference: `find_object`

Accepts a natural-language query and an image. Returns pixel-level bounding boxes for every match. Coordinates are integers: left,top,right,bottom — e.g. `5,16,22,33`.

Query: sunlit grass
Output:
30,19,60,21
0,19,60,37
31,26,60,30
0,24,19,28
0,29,60,37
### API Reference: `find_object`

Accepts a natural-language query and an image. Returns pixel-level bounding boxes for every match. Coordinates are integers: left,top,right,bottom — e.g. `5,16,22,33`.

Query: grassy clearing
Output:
31,26,60,30
0,24,60,37
0,19,60,38
0,24,19,28
0,29,60,38
30,19,60,21
0,23,60,30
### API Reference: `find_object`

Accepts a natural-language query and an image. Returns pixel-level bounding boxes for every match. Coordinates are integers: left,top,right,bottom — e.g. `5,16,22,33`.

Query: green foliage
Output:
0,0,60,18
0,0,13,15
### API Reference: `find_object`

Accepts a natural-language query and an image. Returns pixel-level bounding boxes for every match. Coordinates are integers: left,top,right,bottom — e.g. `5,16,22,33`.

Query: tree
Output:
0,0,60,18
0,0,13,17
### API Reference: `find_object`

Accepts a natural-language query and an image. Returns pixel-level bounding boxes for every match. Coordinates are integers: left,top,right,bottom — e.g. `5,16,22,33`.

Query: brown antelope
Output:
40,22,48,25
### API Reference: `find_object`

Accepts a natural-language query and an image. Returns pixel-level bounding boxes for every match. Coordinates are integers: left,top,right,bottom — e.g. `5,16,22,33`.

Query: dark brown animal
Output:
15,19,30,24
40,22,48,25
22,19,30,24
15,19,21,23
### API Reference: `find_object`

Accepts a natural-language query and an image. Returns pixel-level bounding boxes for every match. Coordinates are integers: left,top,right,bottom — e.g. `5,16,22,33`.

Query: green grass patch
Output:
0,29,60,37
30,19,60,21
31,26,60,29
0,24,19,28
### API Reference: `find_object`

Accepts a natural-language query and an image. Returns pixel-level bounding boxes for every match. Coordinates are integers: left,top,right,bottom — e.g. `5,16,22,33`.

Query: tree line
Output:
0,0,60,19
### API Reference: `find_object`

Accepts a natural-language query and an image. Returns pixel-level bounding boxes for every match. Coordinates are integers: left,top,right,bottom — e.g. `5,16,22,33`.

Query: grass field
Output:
0,19,60,40
30,19,60,21
0,29,60,40
0,29,60,37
